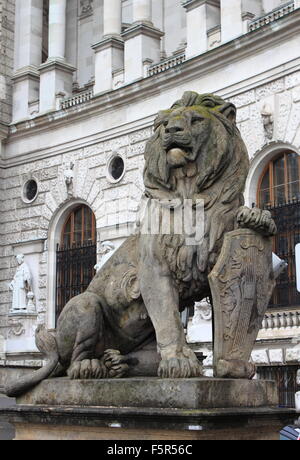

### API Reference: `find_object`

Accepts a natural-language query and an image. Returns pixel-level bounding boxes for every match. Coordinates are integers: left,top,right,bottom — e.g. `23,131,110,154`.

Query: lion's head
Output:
143,91,250,272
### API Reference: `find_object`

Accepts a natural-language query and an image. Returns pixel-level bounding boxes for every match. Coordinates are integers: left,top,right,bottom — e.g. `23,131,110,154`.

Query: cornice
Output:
11,66,40,82
121,23,164,41
182,0,220,11
92,36,124,52
4,9,300,155
39,59,76,74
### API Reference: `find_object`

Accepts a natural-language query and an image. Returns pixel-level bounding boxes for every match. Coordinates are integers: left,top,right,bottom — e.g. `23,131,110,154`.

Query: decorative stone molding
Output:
249,2,295,32
64,162,75,196
8,319,25,338
261,103,274,140
148,53,186,76
60,89,94,110
6,313,39,354
122,23,164,42
182,0,220,12
261,311,300,330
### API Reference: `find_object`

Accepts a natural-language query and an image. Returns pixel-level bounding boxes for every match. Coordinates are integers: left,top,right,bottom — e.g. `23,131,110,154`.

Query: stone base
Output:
1,377,296,440
16,377,278,409
1,405,297,440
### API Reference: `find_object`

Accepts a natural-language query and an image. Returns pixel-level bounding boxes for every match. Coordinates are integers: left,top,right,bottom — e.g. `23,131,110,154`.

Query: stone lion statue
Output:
6,92,277,397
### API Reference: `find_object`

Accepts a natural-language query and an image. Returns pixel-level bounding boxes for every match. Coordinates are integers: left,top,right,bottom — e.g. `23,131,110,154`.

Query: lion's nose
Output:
165,121,184,134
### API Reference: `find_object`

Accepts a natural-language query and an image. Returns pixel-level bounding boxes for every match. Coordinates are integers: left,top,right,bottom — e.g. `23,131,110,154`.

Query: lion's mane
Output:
143,91,250,280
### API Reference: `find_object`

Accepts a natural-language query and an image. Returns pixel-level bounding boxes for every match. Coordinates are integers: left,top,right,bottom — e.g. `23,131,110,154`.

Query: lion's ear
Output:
218,103,237,123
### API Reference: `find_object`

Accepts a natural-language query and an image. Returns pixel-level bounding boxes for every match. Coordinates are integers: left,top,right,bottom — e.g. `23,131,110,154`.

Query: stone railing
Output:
261,310,300,330
249,1,295,32
60,89,94,110
148,53,186,77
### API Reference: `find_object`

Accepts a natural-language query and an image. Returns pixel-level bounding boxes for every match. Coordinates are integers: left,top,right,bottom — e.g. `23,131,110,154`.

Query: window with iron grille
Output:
55,205,97,324
257,365,300,408
257,151,300,309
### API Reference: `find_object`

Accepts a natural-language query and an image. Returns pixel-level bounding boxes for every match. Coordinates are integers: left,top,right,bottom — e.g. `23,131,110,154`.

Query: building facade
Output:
0,0,300,406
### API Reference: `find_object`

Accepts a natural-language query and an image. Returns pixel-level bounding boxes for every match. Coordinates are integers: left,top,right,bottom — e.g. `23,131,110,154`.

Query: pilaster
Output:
92,38,124,94
0,122,8,158
122,24,164,83
12,0,43,122
11,66,40,121
182,0,220,58
39,60,76,113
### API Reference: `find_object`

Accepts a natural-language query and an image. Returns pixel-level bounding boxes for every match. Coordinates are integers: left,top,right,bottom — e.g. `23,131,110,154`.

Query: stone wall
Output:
0,0,14,124
0,124,149,356
230,71,300,161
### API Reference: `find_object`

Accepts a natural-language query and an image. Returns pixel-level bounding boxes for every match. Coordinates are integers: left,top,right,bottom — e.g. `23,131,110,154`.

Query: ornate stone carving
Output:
9,254,34,313
79,0,93,17
94,241,116,272
5,92,278,398
209,210,276,379
261,103,274,140
8,319,25,337
193,299,212,322
63,162,74,196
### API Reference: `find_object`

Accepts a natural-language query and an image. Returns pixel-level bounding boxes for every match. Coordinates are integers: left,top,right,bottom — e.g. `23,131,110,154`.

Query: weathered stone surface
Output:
17,377,278,410
209,216,276,379
5,91,278,399
2,404,296,440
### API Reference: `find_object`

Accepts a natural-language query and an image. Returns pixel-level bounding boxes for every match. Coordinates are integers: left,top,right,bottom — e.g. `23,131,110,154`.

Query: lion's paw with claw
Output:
67,359,108,380
103,349,130,378
158,347,203,379
237,206,277,237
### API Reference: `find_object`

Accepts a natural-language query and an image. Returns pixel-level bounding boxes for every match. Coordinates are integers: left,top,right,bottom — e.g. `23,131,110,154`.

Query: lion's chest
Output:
169,164,199,199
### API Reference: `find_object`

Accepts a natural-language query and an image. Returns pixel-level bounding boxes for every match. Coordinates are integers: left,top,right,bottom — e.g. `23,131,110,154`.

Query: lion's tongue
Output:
167,148,187,167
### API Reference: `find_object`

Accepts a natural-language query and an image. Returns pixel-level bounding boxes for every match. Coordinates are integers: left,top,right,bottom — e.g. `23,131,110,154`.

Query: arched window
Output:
55,205,97,323
258,152,300,207
258,151,300,308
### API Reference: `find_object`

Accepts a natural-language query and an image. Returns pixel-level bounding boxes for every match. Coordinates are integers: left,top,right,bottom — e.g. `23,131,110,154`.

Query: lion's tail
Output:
5,325,59,398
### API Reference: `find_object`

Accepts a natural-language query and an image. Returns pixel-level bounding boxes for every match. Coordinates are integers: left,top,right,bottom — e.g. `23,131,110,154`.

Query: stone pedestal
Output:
92,38,124,94
122,24,164,83
16,377,279,409
183,0,220,58
0,377,294,440
39,60,76,113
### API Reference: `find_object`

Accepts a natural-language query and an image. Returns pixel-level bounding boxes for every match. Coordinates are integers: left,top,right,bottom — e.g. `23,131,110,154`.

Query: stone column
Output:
220,0,243,43
92,0,124,94
132,0,152,25
12,0,43,122
39,0,76,113
103,0,122,37
183,0,220,59
122,0,163,83
48,0,67,60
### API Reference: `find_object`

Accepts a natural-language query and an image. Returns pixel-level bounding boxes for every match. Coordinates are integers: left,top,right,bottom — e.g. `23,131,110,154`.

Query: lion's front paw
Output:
158,348,202,378
67,359,108,380
237,206,277,236
103,349,129,378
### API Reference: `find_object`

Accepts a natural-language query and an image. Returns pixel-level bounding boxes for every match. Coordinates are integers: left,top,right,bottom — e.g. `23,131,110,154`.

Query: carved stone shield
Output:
208,229,275,377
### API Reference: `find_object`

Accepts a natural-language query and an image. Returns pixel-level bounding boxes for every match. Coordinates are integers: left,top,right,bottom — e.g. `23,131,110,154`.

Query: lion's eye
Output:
202,99,216,108
191,116,204,125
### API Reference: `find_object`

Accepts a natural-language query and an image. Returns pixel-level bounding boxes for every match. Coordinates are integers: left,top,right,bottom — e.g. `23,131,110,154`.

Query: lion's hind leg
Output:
63,292,107,380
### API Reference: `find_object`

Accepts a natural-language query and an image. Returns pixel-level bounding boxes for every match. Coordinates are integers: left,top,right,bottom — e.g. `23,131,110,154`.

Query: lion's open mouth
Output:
166,146,189,167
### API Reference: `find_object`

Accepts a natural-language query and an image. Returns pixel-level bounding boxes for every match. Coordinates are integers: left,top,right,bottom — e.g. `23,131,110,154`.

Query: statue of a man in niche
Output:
9,254,32,312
